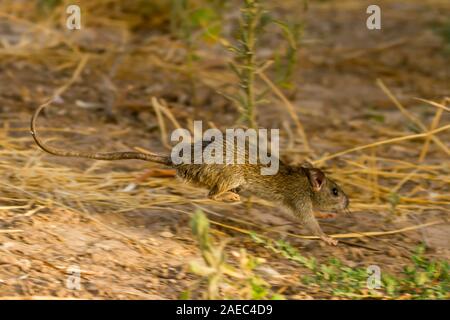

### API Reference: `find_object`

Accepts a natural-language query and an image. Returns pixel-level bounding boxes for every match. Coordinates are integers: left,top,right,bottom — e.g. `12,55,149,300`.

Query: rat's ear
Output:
305,168,326,192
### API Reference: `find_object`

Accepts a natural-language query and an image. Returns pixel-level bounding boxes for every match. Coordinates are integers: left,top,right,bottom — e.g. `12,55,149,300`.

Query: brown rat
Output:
30,102,350,246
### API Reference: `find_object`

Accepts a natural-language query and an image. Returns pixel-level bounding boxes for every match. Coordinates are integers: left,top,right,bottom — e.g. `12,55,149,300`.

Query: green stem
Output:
243,0,258,128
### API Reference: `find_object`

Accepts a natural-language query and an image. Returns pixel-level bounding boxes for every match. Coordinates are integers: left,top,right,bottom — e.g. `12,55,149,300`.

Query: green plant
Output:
250,233,449,299
223,0,270,128
273,21,303,89
170,0,223,109
434,18,450,55
220,0,302,128
37,0,62,11
186,210,283,299
170,0,303,127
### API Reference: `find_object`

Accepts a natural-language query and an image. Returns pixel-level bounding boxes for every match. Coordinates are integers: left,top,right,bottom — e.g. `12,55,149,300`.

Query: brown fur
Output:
31,102,349,245
175,154,349,245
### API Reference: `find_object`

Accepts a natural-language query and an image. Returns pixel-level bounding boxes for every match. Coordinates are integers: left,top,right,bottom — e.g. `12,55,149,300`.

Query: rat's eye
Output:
332,187,339,196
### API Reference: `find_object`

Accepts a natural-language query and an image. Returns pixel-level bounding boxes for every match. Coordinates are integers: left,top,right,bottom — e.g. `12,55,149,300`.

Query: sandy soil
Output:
0,0,449,299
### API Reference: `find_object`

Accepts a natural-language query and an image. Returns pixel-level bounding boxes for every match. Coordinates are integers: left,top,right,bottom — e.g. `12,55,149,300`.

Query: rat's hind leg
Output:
211,191,241,202
208,187,241,202
208,181,242,202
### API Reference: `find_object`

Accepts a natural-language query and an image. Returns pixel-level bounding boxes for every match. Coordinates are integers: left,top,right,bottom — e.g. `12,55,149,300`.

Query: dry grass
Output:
1,70,448,242
0,0,449,299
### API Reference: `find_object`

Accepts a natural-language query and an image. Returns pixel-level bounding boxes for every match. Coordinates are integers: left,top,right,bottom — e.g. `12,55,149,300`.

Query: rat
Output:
30,102,350,245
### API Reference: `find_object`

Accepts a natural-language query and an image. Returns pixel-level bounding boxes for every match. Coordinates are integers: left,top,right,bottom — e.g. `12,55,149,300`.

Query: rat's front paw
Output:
321,235,338,246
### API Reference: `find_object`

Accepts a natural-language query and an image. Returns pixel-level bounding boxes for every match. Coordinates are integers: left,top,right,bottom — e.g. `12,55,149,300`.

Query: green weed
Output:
250,233,449,299
186,210,283,299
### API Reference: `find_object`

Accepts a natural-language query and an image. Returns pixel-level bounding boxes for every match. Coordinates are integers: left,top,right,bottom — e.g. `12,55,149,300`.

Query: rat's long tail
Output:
30,100,172,166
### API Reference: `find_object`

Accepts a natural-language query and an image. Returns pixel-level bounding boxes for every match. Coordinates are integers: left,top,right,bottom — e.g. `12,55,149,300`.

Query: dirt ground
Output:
0,0,449,299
